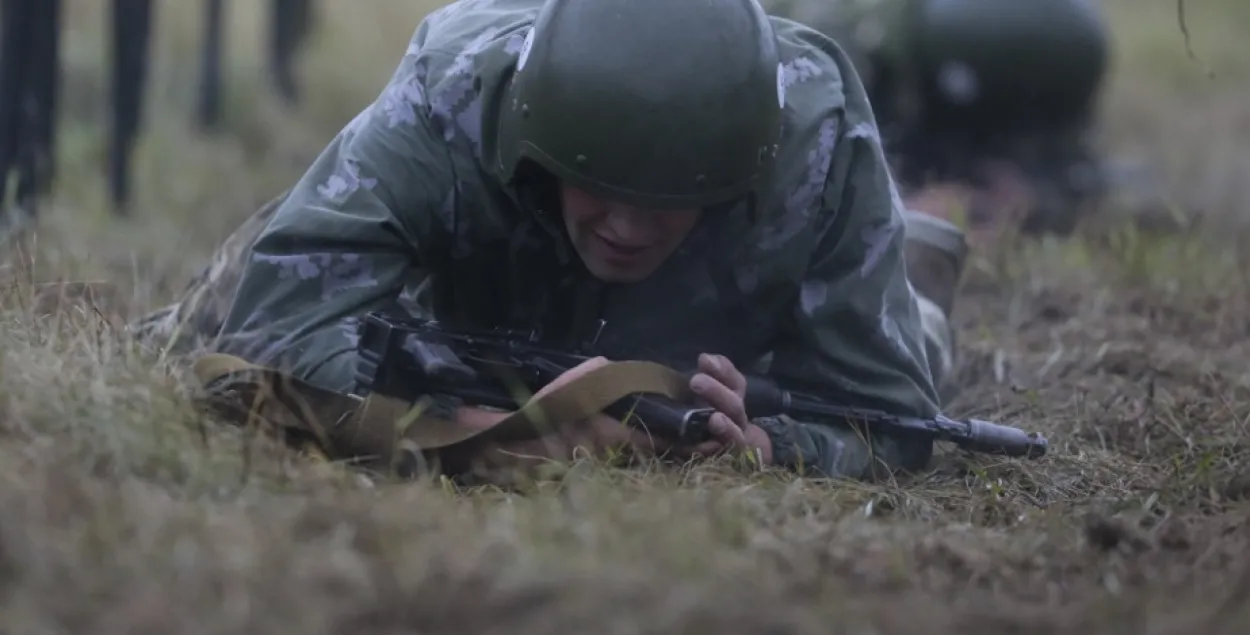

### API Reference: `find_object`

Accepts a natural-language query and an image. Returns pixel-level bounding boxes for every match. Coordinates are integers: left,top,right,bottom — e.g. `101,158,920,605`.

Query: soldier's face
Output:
560,184,701,283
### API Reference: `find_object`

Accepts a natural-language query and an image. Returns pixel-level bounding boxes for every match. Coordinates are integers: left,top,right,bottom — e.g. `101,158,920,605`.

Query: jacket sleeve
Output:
212,39,458,393
758,74,942,478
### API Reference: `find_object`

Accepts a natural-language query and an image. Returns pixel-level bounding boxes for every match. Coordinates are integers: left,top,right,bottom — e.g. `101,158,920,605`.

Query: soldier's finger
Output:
690,373,749,429
698,353,747,397
706,412,747,448
717,354,748,397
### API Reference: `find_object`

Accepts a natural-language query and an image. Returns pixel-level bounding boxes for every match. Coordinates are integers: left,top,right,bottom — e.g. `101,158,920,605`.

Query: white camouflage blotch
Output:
845,121,879,142
780,56,824,89
430,26,501,150
254,253,324,280
316,159,378,203
379,74,427,128
252,253,380,301
448,27,501,78
320,254,380,301
761,117,839,250
798,278,829,316
876,293,921,367
847,119,903,278
338,316,362,349
858,217,899,278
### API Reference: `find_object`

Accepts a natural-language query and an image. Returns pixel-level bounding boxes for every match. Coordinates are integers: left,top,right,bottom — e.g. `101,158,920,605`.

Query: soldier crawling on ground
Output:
131,0,1085,482
768,0,1140,245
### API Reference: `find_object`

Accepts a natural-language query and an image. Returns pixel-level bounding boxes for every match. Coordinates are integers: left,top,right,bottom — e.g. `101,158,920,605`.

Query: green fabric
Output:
495,0,784,210
209,0,942,480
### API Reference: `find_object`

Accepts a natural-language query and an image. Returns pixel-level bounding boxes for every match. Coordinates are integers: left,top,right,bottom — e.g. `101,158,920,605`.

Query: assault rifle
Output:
352,312,1048,459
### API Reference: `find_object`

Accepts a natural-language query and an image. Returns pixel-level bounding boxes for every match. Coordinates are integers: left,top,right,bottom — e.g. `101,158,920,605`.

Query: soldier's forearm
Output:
752,416,842,477
753,415,933,480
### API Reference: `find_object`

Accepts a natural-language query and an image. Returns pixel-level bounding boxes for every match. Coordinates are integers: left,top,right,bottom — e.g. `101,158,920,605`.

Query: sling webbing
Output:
191,352,696,474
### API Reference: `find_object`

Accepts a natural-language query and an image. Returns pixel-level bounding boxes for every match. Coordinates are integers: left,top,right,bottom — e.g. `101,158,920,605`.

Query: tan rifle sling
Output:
191,352,696,475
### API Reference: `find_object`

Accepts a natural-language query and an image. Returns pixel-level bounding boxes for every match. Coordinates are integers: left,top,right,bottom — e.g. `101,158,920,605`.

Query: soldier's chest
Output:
429,220,798,372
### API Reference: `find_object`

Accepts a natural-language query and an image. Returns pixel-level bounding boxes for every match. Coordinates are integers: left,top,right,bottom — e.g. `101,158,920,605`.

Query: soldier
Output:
765,0,1118,243
132,0,973,481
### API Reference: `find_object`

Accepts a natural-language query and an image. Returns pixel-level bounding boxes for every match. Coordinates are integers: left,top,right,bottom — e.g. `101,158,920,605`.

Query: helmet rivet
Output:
575,154,588,165
695,174,706,184
521,104,530,117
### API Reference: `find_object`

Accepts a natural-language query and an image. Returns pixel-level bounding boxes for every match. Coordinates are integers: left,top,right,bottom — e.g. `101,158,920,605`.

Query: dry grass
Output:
2,0,1249,632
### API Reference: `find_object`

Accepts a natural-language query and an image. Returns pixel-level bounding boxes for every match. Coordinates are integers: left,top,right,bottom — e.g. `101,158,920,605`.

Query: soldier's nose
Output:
600,206,658,245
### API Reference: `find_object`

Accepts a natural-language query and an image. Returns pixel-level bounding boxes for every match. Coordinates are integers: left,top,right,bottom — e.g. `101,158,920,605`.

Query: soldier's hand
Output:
677,353,772,462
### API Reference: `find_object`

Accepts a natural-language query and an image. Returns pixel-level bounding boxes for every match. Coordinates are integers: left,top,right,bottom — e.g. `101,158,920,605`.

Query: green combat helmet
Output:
905,0,1110,134
783,0,1110,140
495,0,784,211
775,0,1114,234
889,0,1113,234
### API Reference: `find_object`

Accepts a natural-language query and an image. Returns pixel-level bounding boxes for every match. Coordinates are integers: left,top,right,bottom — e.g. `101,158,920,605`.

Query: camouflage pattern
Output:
130,190,289,353
763,0,904,89
133,0,958,481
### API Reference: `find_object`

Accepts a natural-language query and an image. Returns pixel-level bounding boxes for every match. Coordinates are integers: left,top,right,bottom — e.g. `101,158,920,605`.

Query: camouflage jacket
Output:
763,0,906,89
211,0,940,477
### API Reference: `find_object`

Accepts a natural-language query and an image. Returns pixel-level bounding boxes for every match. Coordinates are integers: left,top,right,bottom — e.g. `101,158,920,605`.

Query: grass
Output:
1,0,1249,632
